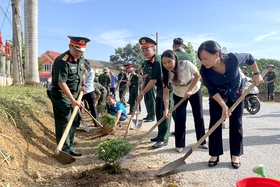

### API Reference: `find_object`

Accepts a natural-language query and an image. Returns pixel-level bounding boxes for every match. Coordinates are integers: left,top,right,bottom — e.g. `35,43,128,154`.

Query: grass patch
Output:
0,85,50,127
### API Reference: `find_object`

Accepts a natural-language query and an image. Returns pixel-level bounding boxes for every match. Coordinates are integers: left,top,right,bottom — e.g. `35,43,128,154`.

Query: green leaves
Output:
110,43,143,67
98,138,132,174
99,114,116,128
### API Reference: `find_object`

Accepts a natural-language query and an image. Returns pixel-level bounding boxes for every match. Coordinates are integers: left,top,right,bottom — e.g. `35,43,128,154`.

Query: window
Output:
44,64,52,71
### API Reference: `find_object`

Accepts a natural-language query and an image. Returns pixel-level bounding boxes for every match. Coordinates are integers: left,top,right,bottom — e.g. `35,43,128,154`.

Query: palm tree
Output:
24,0,39,84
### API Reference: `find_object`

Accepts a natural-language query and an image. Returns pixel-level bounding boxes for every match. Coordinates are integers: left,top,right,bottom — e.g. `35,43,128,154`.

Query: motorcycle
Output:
244,81,261,114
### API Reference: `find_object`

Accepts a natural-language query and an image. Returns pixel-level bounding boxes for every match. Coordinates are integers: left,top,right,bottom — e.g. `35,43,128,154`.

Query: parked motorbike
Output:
244,81,261,114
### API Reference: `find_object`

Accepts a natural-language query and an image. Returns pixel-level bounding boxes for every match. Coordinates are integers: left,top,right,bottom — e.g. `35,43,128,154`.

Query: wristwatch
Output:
253,71,261,75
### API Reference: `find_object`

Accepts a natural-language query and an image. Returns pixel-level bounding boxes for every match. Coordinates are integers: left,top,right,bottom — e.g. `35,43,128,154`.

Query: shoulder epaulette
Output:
150,57,155,64
62,54,69,61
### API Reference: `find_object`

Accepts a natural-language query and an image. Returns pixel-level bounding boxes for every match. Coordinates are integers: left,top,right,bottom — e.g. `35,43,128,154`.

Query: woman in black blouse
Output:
198,40,263,169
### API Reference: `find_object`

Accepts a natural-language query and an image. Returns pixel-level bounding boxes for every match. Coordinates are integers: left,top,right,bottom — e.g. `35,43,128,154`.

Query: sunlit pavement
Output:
119,91,280,187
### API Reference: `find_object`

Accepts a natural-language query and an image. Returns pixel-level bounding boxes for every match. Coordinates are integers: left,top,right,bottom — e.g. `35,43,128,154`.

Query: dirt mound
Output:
0,92,175,186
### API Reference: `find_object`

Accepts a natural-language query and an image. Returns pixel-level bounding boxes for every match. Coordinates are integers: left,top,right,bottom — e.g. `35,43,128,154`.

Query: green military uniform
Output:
94,80,107,105
139,37,173,144
98,67,111,95
173,37,193,62
51,36,90,154
141,59,156,121
174,49,193,62
117,66,128,106
265,64,277,101
143,53,173,142
128,69,142,114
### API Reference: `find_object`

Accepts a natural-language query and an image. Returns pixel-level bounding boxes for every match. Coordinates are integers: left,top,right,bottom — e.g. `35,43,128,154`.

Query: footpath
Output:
125,94,280,187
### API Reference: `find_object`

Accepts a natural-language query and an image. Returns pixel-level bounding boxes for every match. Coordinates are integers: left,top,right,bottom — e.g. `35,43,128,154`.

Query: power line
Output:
129,0,155,34
0,0,12,32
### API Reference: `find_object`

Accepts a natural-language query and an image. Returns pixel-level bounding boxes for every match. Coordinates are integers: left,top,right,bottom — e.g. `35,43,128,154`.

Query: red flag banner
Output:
5,40,12,58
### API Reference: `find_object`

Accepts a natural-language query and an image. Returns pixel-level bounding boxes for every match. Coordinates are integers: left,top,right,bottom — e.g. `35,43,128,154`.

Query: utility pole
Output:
155,32,158,54
11,0,24,85
152,32,158,54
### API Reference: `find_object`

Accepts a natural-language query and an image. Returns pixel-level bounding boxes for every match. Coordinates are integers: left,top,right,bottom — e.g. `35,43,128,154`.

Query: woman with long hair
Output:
198,40,263,169
161,50,207,153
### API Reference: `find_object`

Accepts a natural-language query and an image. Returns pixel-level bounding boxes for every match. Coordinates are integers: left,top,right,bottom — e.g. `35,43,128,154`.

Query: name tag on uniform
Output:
71,67,76,69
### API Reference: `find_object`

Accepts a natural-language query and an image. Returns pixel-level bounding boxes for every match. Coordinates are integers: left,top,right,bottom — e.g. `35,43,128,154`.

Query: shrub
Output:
99,113,116,128
201,85,209,97
96,104,106,115
98,138,132,174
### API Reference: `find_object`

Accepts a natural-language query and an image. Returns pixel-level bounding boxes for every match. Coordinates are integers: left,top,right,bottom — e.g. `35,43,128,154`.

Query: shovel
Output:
53,91,83,165
157,70,266,176
78,110,89,132
131,83,144,130
133,98,185,148
83,107,116,133
120,78,132,103
82,107,103,127
120,98,185,165
131,106,143,130
115,74,124,92
124,99,141,139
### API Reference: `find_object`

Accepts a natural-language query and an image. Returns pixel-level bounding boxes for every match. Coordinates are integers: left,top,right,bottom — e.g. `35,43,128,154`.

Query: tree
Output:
110,43,143,67
24,0,39,84
184,42,201,66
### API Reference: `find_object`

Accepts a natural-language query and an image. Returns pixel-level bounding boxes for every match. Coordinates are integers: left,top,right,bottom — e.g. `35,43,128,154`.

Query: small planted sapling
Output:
98,137,132,174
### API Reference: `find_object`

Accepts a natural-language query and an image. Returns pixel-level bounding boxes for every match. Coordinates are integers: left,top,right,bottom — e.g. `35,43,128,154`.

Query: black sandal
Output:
231,162,241,169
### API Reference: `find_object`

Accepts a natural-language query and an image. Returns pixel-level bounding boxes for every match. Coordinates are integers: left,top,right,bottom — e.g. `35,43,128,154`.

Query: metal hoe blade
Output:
80,119,89,132
157,158,187,176
130,119,143,130
156,70,267,176
53,150,76,165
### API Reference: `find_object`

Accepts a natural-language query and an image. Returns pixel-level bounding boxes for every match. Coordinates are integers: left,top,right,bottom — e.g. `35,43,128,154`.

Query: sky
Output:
0,0,280,62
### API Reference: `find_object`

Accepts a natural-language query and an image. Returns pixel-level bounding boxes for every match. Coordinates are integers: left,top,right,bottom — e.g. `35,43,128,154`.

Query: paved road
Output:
122,92,280,187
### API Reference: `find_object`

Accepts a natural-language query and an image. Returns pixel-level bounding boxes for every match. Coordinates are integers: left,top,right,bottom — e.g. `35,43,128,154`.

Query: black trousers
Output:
174,89,206,148
208,98,244,157
267,85,275,101
82,91,99,122
110,87,116,98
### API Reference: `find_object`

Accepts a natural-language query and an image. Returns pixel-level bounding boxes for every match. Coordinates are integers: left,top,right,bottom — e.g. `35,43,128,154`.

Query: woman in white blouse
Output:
161,50,208,152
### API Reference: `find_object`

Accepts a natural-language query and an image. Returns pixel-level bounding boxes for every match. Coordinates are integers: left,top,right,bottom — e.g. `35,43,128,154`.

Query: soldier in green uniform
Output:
172,37,193,62
94,73,107,105
124,62,142,115
265,64,277,102
136,37,173,149
51,35,90,157
138,55,156,122
117,66,128,106
98,67,111,95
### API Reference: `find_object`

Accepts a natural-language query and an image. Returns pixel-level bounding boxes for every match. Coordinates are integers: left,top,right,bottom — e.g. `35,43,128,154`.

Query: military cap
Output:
267,64,275,68
95,72,100,77
103,67,109,73
241,66,247,69
68,35,90,52
118,65,125,70
173,37,184,45
139,37,157,48
124,62,133,69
